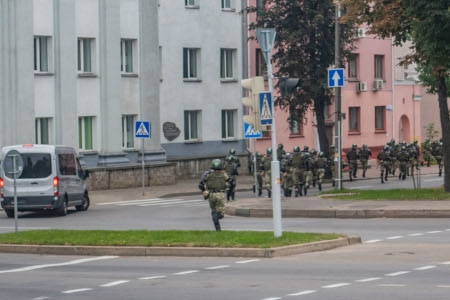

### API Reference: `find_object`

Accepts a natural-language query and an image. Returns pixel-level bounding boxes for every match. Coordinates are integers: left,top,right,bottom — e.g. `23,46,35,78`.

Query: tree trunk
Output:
437,75,450,192
314,96,330,153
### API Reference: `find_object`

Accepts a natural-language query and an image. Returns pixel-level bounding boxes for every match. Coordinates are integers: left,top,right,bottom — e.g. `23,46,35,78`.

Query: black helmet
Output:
211,159,223,170
267,148,272,155
352,144,357,149
229,149,236,155
383,145,389,151
278,143,284,149
319,152,324,157
330,145,336,149
225,156,233,163
255,152,261,157
303,146,309,151
362,144,367,148
293,146,300,153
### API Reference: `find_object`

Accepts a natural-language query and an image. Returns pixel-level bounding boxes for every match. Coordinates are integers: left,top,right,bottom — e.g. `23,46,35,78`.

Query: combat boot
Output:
313,180,316,188
258,188,262,196
318,183,322,191
211,211,221,231
303,186,307,195
231,192,235,201
353,172,357,178
362,171,366,178
268,190,271,198
226,190,231,201
253,185,256,193
439,169,442,176
332,180,335,187
384,175,388,181
381,175,384,183
349,172,353,182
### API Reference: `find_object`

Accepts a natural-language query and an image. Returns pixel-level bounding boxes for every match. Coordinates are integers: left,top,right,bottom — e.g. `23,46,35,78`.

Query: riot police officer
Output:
359,144,372,178
203,159,230,231
277,143,286,161
291,146,305,197
223,155,238,201
261,148,273,197
377,145,391,183
346,144,360,181
314,152,327,191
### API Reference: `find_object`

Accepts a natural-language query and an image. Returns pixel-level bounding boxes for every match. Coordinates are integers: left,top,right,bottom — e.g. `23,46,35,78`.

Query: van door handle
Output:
31,182,39,185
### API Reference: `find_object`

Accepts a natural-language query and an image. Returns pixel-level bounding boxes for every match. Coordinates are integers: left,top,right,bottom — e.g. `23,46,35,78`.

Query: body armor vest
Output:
206,171,227,191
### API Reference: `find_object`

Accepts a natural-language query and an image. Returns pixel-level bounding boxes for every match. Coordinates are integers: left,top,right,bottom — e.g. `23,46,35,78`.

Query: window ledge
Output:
184,140,202,144
185,5,200,9
222,138,238,142
221,8,236,12
348,131,361,135
34,72,54,76
121,73,139,78
289,134,304,138
375,129,387,134
220,78,238,83
78,72,98,78
183,78,202,83
79,150,98,155
347,78,359,82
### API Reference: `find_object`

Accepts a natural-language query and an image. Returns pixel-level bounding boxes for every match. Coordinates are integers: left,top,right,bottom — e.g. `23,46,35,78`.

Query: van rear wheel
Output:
5,209,14,218
56,200,67,216
76,193,90,211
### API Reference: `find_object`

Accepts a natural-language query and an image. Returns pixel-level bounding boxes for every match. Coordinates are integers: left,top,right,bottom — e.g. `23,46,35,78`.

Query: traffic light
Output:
242,76,265,131
278,77,300,96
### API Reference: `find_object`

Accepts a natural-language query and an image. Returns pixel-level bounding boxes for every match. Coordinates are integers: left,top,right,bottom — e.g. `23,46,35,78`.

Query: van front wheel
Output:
76,193,90,211
56,200,67,216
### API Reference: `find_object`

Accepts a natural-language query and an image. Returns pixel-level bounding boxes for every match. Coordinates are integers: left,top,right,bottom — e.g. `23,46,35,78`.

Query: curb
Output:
226,206,450,219
0,237,361,258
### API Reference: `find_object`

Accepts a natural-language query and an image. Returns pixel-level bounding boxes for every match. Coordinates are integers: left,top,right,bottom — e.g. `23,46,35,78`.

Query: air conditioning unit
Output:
373,79,383,90
356,81,368,92
357,28,366,38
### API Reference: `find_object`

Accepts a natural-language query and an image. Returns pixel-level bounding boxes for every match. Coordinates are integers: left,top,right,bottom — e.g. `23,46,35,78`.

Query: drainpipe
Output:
391,41,395,140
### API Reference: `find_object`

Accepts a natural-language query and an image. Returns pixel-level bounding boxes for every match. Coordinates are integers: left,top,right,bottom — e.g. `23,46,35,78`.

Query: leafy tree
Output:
424,123,440,142
245,0,356,155
341,0,450,191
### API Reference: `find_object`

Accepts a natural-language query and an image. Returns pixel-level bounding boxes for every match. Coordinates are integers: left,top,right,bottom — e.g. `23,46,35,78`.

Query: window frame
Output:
255,48,267,77
289,113,304,136
374,106,386,132
220,48,235,80
221,0,232,10
35,117,52,144
77,38,95,73
347,53,358,80
184,110,200,141
121,39,136,74
122,115,136,149
221,109,236,139
374,55,384,79
348,107,361,133
183,48,199,80
185,0,199,8
78,116,94,150
34,36,51,72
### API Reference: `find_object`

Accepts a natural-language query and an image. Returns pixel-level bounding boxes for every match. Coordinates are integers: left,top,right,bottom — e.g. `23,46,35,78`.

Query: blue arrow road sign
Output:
259,92,273,125
244,123,262,139
135,121,151,138
328,68,344,87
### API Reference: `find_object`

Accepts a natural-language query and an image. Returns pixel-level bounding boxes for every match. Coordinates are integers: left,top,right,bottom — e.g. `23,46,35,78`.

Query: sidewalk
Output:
91,162,450,219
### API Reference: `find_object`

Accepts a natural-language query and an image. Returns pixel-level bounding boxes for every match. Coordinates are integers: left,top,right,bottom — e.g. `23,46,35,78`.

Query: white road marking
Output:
322,283,350,288
355,277,381,282
0,256,117,274
236,259,260,264
97,199,163,205
385,271,410,276
205,265,230,270
379,284,406,287
441,261,450,265
174,270,199,275
349,186,372,189
427,231,442,234
364,239,382,243
414,265,436,271
261,298,281,300
100,280,129,287
446,229,450,231
62,288,92,294
408,233,424,236
424,179,444,182
437,285,450,288
287,290,317,296
386,236,403,240
33,297,50,300
139,275,166,280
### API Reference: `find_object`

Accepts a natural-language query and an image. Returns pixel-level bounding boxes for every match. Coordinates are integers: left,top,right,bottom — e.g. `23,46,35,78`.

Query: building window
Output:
221,110,236,139
262,125,271,138
348,107,360,133
256,48,267,77
348,54,358,79
35,118,51,144
121,39,135,73
256,0,265,12
375,106,386,131
34,36,50,72
78,38,94,73
220,48,235,79
289,114,304,136
183,48,199,79
222,0,232,9
185,0,199,8
78,116,94,150
184,110,200,141
122,115,135,149
374,55,384,79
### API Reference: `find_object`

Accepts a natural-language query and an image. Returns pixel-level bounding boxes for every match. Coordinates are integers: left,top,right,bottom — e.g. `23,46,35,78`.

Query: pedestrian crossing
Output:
96,198,209,208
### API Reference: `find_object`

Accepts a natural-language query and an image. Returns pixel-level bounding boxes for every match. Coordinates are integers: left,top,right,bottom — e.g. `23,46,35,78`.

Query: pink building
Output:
245,3,422,159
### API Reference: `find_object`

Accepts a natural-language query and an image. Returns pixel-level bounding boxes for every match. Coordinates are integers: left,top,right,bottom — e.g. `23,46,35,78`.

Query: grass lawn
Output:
0,230,343,248
321,186,450,200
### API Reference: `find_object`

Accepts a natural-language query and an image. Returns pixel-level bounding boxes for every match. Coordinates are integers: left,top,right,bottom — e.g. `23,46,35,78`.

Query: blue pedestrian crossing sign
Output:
244,123,262,139
259,92,273,125
328,68,344,87
135,121,151,138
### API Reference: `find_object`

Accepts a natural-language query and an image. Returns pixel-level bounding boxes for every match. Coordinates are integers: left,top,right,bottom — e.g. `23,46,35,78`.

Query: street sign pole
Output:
334,3,343,191
256,28,282,238
135,121,151,196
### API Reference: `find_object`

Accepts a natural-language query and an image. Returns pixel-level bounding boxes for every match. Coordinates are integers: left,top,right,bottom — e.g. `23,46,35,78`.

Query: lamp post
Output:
255,28,282,238
334,1,343,190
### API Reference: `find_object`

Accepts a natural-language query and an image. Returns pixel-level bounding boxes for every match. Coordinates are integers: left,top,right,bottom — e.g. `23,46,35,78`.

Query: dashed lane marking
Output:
286,290,317,296
414,266,436,271
355,277,381,282
173,270,199,275
236,259,260,264
205,265,230,270
364,239,382,244
322,283,350,288
62,288,92,294
386,236,403,240
100,280,130,287
385,271,410,277
138,275,166,280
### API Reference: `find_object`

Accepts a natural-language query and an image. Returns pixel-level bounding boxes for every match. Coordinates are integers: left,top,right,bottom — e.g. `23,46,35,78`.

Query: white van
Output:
0,144,90,217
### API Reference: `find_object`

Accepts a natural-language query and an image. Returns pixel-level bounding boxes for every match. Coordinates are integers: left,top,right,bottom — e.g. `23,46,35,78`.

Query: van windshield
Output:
8,153,52,179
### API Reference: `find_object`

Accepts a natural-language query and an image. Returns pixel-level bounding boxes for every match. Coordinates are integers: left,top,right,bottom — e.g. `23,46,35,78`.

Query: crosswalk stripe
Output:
139,199,204,207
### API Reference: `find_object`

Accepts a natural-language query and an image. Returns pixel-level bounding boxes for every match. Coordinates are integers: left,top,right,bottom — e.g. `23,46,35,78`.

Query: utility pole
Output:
334,1,343,190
